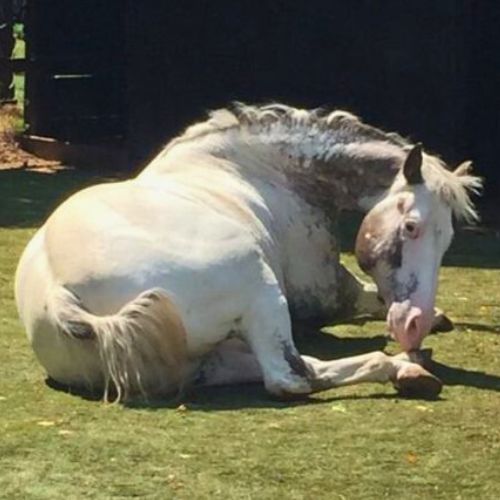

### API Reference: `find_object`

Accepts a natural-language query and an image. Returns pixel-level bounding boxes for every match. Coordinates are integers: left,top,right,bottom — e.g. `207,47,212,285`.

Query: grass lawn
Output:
12,24,26,116
1,168,500,499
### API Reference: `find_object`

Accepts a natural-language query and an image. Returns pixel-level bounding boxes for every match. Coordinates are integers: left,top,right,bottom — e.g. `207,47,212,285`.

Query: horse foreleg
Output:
241,286,314,397
241,283,441,399
300,352,442,398
337,264,385,319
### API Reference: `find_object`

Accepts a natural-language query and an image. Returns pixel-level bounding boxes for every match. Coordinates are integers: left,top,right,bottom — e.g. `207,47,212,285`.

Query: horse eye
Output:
403,221,419,238
405,222,416,232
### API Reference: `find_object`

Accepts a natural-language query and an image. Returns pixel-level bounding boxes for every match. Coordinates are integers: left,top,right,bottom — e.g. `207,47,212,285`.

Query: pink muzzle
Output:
387,301,434,351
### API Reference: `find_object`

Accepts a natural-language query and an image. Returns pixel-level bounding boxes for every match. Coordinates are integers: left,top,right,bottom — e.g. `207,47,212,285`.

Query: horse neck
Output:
200,126,407,214
149,123,406,216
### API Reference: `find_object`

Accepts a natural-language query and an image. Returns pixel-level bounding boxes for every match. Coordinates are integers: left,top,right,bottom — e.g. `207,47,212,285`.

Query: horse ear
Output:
454,160,473,177
403,144,423,185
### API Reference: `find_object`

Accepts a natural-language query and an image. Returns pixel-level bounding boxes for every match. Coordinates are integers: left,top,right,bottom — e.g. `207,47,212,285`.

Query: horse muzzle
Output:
387,301,434,351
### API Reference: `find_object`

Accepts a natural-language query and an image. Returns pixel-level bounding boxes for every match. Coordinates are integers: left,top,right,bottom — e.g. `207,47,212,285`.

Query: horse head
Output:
355,145,479,351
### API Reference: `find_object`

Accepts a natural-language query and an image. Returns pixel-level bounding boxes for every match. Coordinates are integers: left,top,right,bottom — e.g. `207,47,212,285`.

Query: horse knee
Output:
363,351,394,381
367,351,390,367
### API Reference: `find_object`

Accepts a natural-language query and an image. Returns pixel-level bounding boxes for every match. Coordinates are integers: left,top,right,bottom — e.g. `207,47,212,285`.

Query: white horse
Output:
15,104,481,401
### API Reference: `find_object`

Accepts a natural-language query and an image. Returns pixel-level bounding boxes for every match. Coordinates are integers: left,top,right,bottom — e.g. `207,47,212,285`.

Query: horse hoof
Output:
394,364,442,400
431,312,454,333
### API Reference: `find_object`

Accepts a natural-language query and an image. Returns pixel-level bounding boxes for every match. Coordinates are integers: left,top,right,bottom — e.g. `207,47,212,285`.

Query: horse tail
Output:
49,286,189,402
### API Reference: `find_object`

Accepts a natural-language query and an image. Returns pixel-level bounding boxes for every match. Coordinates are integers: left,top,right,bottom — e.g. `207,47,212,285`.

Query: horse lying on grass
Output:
15,104,481,402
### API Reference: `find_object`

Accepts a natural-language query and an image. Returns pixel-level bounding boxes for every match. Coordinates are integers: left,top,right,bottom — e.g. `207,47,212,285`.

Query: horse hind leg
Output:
194,338,262,387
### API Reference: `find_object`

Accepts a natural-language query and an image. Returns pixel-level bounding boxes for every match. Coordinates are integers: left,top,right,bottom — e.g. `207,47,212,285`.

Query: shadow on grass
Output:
45,328,500,411
45,376,331,411
45,377,104,402
454,322,500,334
430,361,500,392
151,385,402,412
0,168,122,228
295,329,389,360
44,331,392,410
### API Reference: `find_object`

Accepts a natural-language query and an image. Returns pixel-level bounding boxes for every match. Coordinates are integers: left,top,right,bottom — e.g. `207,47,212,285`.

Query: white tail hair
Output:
49,287,188,402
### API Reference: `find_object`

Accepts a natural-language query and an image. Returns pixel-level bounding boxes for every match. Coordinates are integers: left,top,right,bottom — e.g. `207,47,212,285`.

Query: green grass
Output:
11,24,26,116
1,169,500,499
12,73,25,114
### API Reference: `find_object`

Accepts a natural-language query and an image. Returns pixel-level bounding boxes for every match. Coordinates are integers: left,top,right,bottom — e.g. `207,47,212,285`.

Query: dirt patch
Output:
0,104,61,172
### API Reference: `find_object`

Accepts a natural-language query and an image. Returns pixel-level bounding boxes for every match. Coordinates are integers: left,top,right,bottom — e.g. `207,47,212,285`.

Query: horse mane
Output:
166,102,408,150
418,155,482,222
161,103,481,222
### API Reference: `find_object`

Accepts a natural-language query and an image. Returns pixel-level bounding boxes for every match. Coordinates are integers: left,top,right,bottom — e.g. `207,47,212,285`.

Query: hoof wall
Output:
395,364,442,400
431,313,454,333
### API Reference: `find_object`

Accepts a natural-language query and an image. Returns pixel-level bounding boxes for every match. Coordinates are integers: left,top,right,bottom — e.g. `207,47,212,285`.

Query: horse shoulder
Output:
280,202,342,320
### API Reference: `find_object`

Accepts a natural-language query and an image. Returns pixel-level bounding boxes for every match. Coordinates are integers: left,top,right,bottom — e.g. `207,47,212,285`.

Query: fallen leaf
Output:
58,429,74,436
0,396,6,401
166,474,183,489
331,404,347,413
37,420,56,427
268,422,281,429
179,453,191,459
415,405,433,412
406,451,418,464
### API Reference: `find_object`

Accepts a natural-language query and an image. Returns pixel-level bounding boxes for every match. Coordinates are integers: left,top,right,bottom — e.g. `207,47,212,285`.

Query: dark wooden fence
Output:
21,1,500,195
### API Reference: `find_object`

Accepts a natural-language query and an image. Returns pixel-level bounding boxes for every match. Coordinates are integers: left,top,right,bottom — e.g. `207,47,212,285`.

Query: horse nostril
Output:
407,317,418,334
403,220,420,239
405,311,422,338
